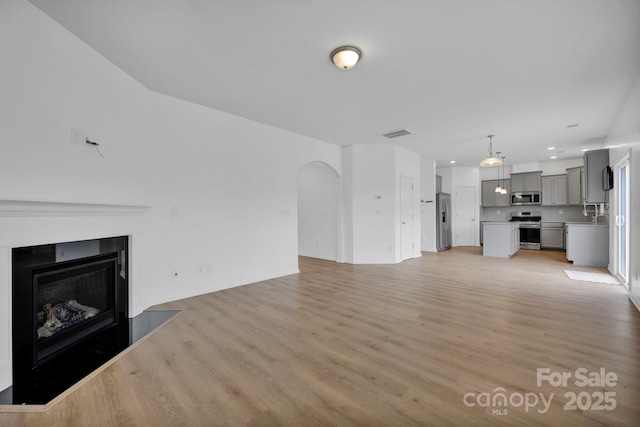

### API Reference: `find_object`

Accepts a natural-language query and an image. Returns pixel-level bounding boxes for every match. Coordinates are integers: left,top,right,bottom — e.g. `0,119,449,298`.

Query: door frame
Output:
454,186,477,247
400,175,415,261
613,154,630,287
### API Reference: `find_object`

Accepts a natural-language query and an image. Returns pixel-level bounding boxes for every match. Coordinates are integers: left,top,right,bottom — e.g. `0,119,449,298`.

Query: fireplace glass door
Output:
33,254,118,365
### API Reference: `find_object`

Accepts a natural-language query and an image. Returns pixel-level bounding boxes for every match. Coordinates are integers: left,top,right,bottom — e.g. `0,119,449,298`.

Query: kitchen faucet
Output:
583,203,600,223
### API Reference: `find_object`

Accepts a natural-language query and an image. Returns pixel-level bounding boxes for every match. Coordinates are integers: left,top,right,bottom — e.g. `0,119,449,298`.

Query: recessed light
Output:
450,160,456,164
547,147,555,150
550,156,557,159
581,148,589,152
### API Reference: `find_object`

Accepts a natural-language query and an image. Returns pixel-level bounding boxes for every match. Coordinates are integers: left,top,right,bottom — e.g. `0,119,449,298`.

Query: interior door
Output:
401,176,414,260
455,186,476,246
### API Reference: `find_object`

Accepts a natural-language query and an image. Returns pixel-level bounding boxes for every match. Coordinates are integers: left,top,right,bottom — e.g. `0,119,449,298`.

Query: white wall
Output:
343,145,421,263
605,73,640,310
0,0,343,390
297,162,339,261
345,145,397,263
0,0,151,205
145,92,341,308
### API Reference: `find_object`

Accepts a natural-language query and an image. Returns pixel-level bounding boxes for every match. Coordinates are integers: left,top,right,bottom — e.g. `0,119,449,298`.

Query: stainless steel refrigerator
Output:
436,193,451,251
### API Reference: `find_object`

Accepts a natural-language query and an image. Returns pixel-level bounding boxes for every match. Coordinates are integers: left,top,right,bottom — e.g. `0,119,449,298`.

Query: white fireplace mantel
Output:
0,198,152,393
0,199,150,217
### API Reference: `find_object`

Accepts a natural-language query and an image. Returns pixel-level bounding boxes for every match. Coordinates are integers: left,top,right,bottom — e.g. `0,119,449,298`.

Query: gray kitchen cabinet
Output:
481,179,511,207
541,175,567,206
584,149,609,203
510,171,542,192
541,222,565,249
565,223,609,267
566,167,583,205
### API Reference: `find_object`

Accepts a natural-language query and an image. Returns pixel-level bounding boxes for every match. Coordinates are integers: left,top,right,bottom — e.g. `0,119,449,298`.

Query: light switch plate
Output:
70,128,83,145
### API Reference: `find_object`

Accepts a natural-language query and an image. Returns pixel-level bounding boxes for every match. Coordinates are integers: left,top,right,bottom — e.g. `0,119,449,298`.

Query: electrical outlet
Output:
206,265,212,274
70,128,84,145
496,210,500,215
559,209,563,215
197,265,204,275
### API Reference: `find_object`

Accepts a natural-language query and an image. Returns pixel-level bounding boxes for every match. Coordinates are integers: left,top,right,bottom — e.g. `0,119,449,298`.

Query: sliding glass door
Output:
615,155,630,286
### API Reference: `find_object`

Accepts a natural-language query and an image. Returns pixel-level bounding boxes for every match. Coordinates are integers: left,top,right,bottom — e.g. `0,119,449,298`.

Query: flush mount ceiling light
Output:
330,46,362,70
480,135,503,167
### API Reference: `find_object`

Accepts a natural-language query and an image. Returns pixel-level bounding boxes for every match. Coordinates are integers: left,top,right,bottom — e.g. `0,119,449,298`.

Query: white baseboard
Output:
143,268,300,310
298,252,337,262
628,292,640,313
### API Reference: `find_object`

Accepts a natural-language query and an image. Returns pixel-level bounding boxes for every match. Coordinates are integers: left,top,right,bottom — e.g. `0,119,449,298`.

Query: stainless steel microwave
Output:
511,192,541,205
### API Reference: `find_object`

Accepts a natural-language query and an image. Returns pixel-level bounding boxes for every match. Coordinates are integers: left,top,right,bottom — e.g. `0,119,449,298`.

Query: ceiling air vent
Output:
382,129,413,139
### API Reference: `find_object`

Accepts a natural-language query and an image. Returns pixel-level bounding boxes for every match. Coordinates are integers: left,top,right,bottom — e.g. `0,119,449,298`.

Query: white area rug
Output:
564,270,620,285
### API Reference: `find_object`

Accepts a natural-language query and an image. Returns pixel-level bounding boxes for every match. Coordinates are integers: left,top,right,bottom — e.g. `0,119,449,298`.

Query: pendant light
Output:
500,155,508,194
480,135,503,167
494,151,503,192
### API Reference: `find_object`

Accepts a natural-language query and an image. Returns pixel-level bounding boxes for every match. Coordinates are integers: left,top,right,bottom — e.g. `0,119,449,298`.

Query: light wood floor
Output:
2,248,639,426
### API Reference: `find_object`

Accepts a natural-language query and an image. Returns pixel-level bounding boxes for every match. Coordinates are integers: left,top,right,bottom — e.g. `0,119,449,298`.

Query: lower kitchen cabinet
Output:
541,222,565,249
565,223,609,267
483,222,520,258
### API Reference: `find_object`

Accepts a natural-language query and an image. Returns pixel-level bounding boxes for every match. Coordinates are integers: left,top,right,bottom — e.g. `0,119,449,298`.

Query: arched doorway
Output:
297,162,341,262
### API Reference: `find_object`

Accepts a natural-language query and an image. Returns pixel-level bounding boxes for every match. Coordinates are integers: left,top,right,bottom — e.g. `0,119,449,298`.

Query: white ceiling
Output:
29,0,640,167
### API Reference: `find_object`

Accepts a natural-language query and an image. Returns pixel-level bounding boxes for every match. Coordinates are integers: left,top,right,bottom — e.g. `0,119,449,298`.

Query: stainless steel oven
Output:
510,211,541,250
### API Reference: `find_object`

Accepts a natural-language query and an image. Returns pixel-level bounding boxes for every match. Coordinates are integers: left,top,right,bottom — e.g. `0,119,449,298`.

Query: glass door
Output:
615,155,630,286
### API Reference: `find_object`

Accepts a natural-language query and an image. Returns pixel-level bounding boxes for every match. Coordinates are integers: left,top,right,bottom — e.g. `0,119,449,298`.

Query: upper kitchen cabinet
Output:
566,167,583,205
481,180,511,207
584,149,609,203
542,175,567,206
510,171,542,192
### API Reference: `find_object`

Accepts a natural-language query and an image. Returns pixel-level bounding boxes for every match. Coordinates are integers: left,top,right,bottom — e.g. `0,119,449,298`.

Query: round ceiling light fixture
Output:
330,46,362,70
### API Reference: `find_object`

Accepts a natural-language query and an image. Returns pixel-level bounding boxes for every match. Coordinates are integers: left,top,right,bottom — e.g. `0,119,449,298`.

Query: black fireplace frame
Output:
11,236,129,403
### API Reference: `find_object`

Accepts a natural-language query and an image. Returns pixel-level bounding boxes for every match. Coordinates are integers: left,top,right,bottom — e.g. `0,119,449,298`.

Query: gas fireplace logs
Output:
37,299,101,338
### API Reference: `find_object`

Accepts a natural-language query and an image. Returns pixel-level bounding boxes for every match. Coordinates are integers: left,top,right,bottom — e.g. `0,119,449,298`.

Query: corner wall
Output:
343,145,421,263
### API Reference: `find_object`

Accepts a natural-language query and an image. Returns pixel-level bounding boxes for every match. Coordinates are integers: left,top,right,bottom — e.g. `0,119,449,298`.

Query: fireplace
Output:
33,253,119,365
11,236,129,404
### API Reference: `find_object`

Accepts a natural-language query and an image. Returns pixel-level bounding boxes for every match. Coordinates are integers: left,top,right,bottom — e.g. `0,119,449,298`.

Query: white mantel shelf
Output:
0,199,150,217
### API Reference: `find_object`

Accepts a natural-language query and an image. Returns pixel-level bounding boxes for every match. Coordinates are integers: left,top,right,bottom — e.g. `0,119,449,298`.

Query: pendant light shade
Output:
330,46,362,70
500,155,508,193
494,151,503,192
480,135,503,167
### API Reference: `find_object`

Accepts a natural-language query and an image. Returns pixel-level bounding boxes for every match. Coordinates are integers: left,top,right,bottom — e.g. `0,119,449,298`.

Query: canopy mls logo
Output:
463,388,553,415
462,367,619,416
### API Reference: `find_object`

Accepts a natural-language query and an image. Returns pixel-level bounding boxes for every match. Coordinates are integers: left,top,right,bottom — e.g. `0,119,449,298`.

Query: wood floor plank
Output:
1,247,639,426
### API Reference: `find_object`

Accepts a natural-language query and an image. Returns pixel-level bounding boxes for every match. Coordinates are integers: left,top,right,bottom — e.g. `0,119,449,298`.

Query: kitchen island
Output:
483,222,520,258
